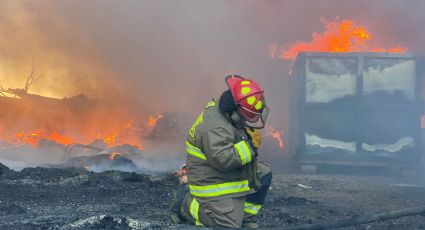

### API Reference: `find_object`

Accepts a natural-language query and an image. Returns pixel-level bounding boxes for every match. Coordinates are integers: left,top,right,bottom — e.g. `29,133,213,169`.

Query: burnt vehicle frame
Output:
289,52,425,173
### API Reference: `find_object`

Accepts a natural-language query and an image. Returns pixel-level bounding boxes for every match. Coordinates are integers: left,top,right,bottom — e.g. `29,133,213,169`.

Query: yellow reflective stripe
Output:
234,140,253,165
190,198,203,226
206,100,216,108
247,96,256,105
189,180,251,197
186,141,206,160
244,202,262,215
255,100,263,110
189,112,203,139
241,87,251,95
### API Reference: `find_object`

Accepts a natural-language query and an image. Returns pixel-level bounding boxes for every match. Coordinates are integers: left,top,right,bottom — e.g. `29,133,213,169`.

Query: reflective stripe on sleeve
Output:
186,141,206,160
234,140,253,165
244,202,262,215
189,180,251,197
190,198,203,226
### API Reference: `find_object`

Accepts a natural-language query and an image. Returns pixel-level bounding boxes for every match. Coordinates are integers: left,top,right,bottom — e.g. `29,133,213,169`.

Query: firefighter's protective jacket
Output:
185,99,257,201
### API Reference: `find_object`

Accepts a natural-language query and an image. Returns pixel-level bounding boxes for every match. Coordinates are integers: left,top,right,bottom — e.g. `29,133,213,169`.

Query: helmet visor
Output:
241,106,269,129
240,106,262,122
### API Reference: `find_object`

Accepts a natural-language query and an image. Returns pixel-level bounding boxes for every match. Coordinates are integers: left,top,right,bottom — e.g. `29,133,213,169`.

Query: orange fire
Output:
12,129,73,147
103,133,118,146
98,121,145,150
265,124,285,150
0,116,159,150
108,152,121,160
148,114,163,128
269,18,407,61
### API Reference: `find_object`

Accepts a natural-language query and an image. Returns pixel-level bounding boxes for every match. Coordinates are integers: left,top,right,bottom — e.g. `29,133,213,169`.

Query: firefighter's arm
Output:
202,127,256,171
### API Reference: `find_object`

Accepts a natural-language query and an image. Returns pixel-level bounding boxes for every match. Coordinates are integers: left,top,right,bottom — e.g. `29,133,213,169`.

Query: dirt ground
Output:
1,162,425,229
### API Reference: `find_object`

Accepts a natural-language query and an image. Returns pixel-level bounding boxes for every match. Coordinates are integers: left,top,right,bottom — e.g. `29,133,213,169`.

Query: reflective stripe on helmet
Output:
234,140,253,165
244,202,262,215
189,180,251,197
241,80,251,85
190,198,203,226
255,100,263,110
186,141,206,160
247,96,256,105
241,87,251,95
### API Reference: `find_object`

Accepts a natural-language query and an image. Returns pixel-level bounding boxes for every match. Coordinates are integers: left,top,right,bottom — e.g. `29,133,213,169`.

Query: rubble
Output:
0,162,9,175
1,165,425,229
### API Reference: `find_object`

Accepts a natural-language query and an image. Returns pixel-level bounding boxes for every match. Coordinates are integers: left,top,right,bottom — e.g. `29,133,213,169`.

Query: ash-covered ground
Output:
1,162,425,230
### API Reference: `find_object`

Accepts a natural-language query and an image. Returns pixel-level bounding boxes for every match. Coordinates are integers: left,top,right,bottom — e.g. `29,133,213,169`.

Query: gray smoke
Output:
0,1,424,171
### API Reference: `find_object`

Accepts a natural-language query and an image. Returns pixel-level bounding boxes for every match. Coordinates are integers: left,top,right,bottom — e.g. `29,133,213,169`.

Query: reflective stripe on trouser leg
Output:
190,197,203,226
244,202,262,215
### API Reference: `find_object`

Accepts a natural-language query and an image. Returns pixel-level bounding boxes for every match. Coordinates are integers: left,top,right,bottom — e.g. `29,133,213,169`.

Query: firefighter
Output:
171,75,272,228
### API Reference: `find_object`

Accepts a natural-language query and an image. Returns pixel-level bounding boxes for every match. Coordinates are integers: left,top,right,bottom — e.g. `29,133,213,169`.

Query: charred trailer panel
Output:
289,52,424,172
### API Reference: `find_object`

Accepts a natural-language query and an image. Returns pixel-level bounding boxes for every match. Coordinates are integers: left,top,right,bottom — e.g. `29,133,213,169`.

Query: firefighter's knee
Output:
261,170,272,188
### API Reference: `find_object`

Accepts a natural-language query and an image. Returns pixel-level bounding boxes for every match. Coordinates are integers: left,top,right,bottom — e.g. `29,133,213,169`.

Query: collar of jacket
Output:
217,102,245,130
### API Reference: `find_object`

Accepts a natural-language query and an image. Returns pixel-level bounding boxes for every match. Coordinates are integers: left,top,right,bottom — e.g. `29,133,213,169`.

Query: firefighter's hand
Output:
176,165,188,184
246,128,262,150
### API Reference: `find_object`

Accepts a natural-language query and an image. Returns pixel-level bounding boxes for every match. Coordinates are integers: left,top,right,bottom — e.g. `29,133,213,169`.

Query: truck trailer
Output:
289,52,424,174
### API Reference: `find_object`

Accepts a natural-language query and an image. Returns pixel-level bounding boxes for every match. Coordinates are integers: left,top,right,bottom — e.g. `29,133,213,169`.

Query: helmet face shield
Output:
241,105,269,129
239,106,262,122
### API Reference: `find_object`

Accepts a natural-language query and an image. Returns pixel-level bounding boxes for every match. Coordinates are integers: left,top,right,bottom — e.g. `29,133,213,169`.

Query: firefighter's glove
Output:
246,128,262,150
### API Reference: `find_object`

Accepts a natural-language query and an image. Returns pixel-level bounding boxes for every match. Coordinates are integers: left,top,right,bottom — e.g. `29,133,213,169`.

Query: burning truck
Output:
289,51,425,174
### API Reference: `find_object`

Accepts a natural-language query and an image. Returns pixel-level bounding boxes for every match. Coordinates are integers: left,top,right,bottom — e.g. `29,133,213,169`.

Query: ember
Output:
269,18,407,61
108,152,121,160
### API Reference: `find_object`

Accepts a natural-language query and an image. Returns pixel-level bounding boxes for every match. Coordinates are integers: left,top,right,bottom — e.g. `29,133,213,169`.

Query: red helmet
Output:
225,75,265,123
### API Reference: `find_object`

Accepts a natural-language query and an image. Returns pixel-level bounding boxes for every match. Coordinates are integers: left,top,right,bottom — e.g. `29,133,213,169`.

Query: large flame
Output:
265,124,285,150
0,117,162,150
12,129,73,147
269,18,407,61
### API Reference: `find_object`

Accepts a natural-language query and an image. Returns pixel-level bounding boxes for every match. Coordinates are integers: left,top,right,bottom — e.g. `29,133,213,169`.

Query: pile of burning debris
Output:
0,91,194,172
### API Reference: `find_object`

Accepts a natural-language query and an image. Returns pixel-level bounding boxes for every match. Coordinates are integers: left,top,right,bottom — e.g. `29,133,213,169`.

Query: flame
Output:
98,121,144,150
0,117,157,150
108,152,121,160
103,133,118,146
0,93,165,151
269,18,407,61
9,129,74,147
148,114,163,128
265,124,285,150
